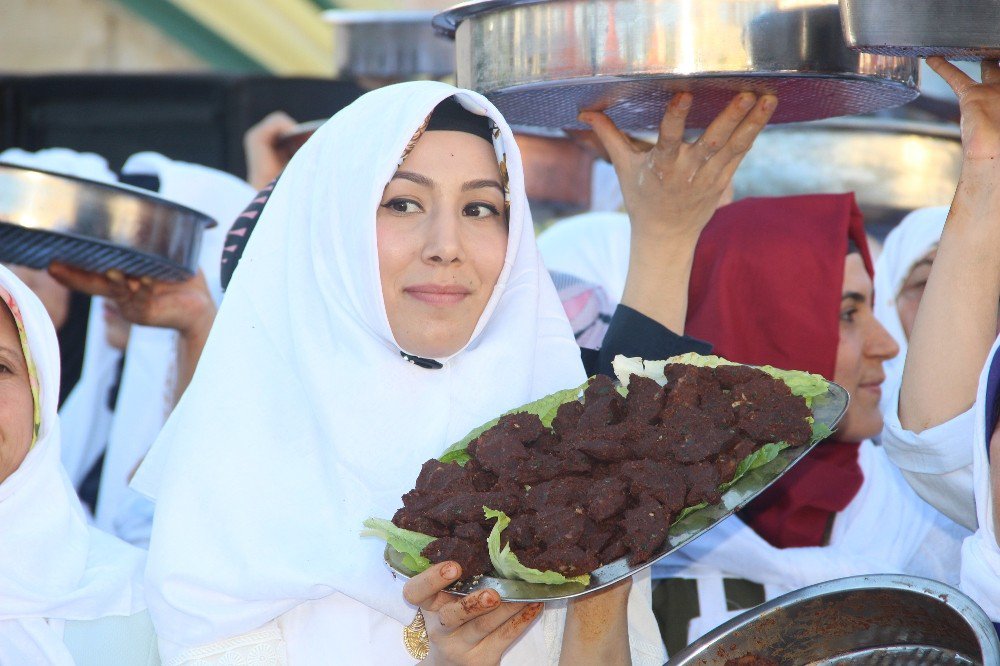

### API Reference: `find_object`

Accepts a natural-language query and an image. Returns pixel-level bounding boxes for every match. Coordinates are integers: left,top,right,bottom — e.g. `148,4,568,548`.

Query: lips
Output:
857,374,885,396
404,284,471,305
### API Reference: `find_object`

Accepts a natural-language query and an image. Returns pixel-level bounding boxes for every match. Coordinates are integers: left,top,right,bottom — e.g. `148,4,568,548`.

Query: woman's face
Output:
377,130,508,359
833,253,900,441
0,302,34,484
896,247,937,340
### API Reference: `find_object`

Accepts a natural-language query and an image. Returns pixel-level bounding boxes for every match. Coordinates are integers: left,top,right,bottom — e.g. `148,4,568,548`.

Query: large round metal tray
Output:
384,380,850,602
841,0,1000,61
434,0,919,132
668,574,1000,665
0,162,215,281
324,10,455,83
731,117,962,235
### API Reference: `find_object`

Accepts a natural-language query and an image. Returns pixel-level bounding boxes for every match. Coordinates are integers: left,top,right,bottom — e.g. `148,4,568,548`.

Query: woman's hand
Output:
579,92,775,245
244,111,298,190
928,58,1000,165
403,562,543,666
48,262,215,338
559,578,633,666
576,93,775,334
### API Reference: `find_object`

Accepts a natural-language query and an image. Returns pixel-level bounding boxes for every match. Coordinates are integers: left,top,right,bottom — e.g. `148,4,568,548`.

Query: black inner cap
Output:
426,97,494,145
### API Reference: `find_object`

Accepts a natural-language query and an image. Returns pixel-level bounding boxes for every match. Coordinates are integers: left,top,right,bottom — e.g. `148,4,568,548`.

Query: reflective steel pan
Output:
434,0,919,132
0,162,215,281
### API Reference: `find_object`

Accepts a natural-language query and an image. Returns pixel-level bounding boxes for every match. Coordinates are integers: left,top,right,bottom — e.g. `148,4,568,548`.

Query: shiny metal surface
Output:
668,574,1000,665
841,0,1000,60
434,1,919,131
324,10,455,83
384,381,849,602
732,117,963,232
0,162,215,281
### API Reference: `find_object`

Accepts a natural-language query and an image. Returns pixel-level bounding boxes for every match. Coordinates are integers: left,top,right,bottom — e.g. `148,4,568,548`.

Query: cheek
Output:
375,222,411,294
833,331,864,390
471,225,508,288
0,386,34,481
897,299,918,340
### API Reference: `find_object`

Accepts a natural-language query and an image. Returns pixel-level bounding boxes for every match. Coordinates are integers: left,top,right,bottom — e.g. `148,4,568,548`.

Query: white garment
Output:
0,147,122,491
536,211,631,302
589,159,625,212
91,153,254,547
874,207,978,529
653,439,968,644
960,335,1000,621
134,82,664,664
0,265,146,665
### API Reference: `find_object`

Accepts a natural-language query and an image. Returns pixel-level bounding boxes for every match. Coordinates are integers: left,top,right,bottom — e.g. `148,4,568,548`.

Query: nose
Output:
421,207,465,267
866,316,900,361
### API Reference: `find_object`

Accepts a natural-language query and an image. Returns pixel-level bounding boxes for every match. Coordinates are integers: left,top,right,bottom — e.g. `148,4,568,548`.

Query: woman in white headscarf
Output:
135,79,775,664
0,264,152,664
874,207,979,530
890,57,1000,628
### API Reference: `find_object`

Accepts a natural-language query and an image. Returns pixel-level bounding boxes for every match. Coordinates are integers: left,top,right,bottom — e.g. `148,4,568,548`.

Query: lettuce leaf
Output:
439,380,591,465
362,518,436,572
484,507,590,586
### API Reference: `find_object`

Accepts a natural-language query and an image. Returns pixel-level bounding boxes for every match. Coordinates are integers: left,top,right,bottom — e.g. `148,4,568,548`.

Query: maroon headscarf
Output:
685,194,872,549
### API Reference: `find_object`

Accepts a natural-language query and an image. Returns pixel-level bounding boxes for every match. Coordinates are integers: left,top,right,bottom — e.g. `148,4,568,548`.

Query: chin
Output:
836,408,884,442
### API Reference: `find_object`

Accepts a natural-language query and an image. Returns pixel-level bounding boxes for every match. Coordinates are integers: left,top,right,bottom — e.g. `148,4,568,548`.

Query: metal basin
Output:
325,10,455,86
731,117,962,235
668,575,1000,665
434,0,919,132
0,162,215,281
841,0,1000,60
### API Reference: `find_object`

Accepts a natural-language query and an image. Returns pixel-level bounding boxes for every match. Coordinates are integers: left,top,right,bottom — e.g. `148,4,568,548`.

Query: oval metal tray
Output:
841,0,1000,61
384,381,849,602
668,574,1000,665
434,0,919,132
0,162,215,281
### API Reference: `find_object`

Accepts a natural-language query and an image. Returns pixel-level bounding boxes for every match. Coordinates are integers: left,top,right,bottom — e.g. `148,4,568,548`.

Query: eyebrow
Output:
462,179,504,193
910,257,934,271
841,291,867,304
390,171,504,194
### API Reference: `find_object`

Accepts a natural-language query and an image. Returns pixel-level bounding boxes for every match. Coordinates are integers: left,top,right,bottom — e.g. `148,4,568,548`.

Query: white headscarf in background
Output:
873,206,949,417
537,211,632,302
93,153,255,547
960,335,1000,621
0,265,145,665
133,82,595,660
0,148,121,489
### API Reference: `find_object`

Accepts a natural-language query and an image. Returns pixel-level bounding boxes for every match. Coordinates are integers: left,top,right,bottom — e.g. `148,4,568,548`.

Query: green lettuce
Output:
362,518,435,572
484,507,590,586
439,380,591,465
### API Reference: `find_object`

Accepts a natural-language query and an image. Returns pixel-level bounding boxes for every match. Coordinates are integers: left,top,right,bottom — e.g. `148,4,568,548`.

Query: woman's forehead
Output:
397,131,501,180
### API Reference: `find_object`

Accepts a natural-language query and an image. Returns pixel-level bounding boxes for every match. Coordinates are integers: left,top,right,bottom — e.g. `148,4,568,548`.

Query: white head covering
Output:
960,334,1000,621
133,81,587,653
0,148,121,490
536,211,632,302
0,265,145,665
92,153,255,546
873,206,948,417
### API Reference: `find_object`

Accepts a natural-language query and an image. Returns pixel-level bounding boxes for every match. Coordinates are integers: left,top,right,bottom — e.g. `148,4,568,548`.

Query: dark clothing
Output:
581,304,712,377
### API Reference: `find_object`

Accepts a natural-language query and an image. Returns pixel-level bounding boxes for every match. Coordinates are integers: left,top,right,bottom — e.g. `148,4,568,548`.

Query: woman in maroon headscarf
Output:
650,193,967,655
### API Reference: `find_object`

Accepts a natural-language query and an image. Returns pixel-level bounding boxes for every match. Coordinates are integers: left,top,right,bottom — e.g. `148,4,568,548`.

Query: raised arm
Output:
899,59,1000,433
579,92,775,335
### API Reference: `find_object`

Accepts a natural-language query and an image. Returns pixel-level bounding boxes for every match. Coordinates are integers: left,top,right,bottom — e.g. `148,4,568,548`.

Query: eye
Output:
381,198,422,215
463,202,501,218
0,364,11,375
840,308,858,324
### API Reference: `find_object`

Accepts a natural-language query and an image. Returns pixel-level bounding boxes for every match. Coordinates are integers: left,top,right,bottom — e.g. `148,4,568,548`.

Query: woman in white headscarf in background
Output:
873,206,979,530
133,82,649,665
0,265,154,664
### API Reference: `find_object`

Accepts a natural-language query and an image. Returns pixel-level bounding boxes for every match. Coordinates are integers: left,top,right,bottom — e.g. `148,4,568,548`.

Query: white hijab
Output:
0,265,146,665
133,82,587,652
0,147,121,489
536,211,632,302
960,334,1000,621
93,153,254,546
873,206,948,417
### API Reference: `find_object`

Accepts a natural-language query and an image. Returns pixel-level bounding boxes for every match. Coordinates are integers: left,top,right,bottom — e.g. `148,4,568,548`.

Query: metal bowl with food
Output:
434,0,919,132
668,574,1000,665
0,162,216,281
841,0,1000,61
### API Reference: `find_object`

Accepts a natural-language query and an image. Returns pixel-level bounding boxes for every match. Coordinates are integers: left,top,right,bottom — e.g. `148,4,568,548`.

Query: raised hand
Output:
402,562,542,666
928,58,1000,164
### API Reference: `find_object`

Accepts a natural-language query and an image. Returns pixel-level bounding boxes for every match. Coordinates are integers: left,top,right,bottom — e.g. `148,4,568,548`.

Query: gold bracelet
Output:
403,609,430,660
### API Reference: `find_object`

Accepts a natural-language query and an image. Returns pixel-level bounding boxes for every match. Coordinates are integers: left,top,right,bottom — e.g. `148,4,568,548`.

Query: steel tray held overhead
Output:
0,162,216,281
434,0,920,133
